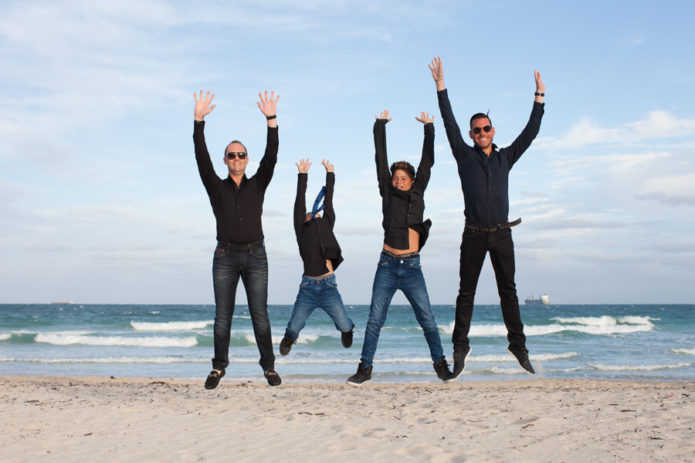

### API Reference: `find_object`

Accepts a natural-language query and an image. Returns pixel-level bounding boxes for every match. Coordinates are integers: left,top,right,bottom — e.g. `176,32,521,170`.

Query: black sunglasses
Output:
472,125,492,135
226,151,247,160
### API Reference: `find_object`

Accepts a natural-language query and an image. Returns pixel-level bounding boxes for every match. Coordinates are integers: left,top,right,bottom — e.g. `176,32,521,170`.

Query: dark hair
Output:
469,112,492,129
390,161,415,180
224,139,247,155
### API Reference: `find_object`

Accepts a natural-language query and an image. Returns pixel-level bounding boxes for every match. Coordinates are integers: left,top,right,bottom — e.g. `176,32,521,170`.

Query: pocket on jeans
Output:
463,228,478,238
214,245,228,258
250,243,267,259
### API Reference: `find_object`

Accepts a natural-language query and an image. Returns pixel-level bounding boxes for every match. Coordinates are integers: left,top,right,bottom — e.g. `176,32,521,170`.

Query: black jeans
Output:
211,241,275,371
453,227,526,352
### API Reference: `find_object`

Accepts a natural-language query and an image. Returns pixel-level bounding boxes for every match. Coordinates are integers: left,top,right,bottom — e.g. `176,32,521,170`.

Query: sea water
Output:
1,304,693,383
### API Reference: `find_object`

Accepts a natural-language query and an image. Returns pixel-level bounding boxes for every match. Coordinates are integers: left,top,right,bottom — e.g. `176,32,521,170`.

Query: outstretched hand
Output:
376,110,392,122
193,90,216,121
429,56,445,91
534,70,545,93
415,112,434,124
257,90,279,117
321,159,334,172
428,56,443,82
296,158,311,173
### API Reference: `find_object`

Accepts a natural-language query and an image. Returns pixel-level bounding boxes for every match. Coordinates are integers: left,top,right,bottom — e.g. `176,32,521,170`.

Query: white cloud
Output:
538,111,695,151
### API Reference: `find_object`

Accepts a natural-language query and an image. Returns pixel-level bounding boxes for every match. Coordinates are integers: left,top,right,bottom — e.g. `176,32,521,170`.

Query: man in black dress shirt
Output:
429,57,546,378
193,90,282,388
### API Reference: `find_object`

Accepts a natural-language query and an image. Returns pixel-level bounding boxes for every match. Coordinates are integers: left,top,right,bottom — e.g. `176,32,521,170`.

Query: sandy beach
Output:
1,376,693,462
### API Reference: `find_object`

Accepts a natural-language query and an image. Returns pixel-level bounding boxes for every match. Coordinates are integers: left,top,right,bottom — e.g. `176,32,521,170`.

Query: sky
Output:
1,0,694,305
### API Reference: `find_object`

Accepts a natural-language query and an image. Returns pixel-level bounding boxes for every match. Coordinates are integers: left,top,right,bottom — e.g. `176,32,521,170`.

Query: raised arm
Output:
414,112,435,191
192,90,220,192
321,160,336,227
507,71,546,167
428,56,446,92
534,70,545,104
373,110,392,195
294,158,311,241
255,90,280,188
430,57,470,163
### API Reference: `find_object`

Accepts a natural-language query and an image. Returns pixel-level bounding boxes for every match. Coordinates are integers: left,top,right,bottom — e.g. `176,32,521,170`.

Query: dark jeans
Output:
211,241,275,371
453,227,527,353
360,253,444,368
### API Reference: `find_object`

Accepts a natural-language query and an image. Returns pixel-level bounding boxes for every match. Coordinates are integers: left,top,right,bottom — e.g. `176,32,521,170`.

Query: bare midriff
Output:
315,259,334,278
382,228,420,255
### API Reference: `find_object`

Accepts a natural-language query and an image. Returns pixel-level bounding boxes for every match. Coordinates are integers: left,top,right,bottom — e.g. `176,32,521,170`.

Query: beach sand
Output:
1,376,693,462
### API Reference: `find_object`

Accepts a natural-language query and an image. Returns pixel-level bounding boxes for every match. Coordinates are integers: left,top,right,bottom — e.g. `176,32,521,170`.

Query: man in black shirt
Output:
193,90,281,388
429,57,545,378
279,158,354,357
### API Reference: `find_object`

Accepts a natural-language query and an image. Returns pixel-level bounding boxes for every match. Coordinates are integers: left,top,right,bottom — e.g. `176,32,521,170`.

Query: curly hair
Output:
390,161,415,180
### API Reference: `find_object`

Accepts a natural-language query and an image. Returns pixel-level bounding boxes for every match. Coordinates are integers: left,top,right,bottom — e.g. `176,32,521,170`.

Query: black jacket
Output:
294,172,343,277
374,119,434,250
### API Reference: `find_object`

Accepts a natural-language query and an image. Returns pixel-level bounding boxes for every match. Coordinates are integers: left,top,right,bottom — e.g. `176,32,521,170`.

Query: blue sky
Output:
1,0,694,304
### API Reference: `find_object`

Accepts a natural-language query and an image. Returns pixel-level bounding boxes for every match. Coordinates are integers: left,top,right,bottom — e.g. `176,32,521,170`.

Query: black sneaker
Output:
264,369,282,386
433,357,454,382
204,369,225,390
341,328,353,348
508,348,535,374
452,346,472,379
346,361,372,386
279,335,295,356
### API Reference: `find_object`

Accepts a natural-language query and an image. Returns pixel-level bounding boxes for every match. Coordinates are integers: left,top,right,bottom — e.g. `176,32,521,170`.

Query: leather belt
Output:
465,218,521,232
217,240,263,252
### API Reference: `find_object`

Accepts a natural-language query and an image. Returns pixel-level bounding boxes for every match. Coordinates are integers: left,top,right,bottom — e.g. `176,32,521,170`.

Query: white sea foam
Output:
487,367,525,375
671,348,695,356
470,352,578,363
0,357,206,364
441,318,654,337
552,315,618,326
0,334,10,341
269,334,320,345
34,333,198,347
617,316,657,324
589,362,691,372
130,321,213,331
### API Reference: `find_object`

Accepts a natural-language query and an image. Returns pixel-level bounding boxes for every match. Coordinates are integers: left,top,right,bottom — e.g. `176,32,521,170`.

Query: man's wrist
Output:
266,114,277,120
534,92,545,96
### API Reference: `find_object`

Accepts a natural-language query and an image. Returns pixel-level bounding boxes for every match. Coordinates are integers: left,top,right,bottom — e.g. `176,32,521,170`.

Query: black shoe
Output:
341,328,353,348
346,361,372,386
280,335,295,356
452,346,472,379
204,369,225,390
264,369,282,386
508,348,535,374
433,357,454,382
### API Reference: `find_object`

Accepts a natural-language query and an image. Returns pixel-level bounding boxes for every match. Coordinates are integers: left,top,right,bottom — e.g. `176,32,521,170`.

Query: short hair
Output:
390,161,415,180
469,112,492,129
224,139,247,155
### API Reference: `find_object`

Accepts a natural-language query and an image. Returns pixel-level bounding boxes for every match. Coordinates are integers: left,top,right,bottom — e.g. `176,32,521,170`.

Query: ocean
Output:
1,303,693,383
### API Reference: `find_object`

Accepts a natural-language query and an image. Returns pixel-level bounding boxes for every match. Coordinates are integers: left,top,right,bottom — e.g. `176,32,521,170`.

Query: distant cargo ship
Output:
525,294,550,305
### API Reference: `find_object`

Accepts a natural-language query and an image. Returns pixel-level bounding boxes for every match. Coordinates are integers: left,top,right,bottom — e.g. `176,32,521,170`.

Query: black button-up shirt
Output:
294,172,343,277
374,119,434,250
193,120,278,244
437,89,544,226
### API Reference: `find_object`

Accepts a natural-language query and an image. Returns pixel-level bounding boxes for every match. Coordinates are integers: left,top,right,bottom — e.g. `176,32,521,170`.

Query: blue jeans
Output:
360,253,444,368
285,274,354,340
212,241,275,371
